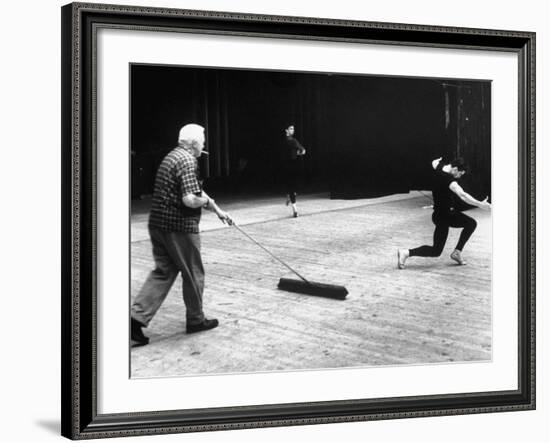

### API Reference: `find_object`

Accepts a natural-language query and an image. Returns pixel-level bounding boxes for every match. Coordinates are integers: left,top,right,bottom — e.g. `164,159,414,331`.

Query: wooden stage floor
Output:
130,192,492,378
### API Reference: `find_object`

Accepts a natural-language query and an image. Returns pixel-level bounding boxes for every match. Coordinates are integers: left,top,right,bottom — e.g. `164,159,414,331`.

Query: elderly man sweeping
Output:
131,123,233,346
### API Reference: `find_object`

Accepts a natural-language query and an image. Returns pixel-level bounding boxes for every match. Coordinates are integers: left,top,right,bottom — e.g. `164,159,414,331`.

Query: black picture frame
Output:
61,2,536,439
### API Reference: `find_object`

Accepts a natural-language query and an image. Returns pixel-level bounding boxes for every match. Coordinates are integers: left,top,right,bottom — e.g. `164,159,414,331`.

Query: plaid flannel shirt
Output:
148,147,202,233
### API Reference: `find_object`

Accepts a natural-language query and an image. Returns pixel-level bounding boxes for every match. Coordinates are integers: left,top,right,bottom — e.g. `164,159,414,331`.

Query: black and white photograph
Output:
3,0,547,441
129,64,493,378
55,1,538,440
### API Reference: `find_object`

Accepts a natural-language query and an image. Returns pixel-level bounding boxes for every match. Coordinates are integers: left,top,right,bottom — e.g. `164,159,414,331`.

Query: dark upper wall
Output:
327,76,447,197
131,65,491,200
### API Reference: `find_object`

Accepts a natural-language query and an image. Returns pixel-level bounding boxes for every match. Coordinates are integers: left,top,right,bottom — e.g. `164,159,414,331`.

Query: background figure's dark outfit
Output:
282,135,305,204
409,163,477,257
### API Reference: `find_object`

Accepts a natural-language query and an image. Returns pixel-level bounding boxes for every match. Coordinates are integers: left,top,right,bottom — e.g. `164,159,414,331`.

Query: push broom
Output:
232,223,348,300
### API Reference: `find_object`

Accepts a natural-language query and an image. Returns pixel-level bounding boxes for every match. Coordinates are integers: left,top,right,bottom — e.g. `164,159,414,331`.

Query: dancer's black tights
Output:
409,211,477,257
285,161,299,204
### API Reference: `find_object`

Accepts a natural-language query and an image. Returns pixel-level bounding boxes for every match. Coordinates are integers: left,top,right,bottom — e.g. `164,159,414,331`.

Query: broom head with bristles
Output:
277,278,348,300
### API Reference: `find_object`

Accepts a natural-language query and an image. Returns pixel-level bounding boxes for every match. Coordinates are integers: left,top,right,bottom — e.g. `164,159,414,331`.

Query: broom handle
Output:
232,224,310,284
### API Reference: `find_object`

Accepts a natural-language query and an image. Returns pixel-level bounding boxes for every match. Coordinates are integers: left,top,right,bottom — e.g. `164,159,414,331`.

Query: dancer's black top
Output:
284,136,305,161
432,162,456,214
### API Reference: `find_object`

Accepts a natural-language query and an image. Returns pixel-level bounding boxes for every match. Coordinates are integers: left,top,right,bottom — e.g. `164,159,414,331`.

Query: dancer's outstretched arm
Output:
449,182,491,210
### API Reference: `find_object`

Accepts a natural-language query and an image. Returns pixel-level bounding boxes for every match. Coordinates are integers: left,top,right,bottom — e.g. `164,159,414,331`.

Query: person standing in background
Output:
282,124,306,217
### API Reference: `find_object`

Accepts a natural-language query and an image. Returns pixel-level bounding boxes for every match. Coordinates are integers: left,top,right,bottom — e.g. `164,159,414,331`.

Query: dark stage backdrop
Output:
131,65,491,201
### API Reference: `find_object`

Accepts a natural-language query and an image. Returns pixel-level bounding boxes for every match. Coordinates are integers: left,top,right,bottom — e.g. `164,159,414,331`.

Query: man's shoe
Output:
397,249,408,269
450,249,467,265
186,318,219,334
131,317,149,347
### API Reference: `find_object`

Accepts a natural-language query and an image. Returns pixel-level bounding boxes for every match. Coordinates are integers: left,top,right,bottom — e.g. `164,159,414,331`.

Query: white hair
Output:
178,124,205,148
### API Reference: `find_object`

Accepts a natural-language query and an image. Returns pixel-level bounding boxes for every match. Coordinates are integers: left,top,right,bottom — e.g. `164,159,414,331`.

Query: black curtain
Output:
131,65,491,200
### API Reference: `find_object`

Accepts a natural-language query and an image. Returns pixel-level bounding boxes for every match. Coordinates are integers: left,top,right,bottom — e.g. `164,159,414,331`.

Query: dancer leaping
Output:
397,157,491,269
